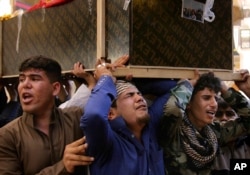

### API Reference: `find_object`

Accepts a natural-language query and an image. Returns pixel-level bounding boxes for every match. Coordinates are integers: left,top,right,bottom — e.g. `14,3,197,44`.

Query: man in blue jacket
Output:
80,62,176,175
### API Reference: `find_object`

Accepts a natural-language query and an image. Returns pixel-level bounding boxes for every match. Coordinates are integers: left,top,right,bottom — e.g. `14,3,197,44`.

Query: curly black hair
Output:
191,72,221,101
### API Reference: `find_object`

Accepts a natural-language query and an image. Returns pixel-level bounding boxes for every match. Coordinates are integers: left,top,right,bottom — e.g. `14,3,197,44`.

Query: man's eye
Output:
127,93,133,97
125,93,135,98
19,77,25,82
31,77,40,81
203,96,210,100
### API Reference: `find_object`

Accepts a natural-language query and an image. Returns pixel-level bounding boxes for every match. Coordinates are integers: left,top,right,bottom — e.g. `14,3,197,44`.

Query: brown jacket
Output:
0,107,87,175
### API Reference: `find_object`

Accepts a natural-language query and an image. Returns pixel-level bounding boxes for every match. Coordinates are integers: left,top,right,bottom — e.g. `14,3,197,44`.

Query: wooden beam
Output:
96,0,105,58
61,66,241,81
111,66,241,81
1,66,242,81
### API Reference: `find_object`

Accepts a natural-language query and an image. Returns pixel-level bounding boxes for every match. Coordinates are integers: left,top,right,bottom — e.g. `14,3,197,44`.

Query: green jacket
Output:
159,80,250,175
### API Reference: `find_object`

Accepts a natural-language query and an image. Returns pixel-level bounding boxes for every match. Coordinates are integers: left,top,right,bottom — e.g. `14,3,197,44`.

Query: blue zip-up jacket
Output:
80,75,176,175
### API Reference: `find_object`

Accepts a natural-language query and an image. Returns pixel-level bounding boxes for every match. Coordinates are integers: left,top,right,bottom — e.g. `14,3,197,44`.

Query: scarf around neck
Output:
180,115,218,170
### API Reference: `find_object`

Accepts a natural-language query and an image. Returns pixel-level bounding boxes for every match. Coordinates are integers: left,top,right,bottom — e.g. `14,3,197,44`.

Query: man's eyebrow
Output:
19,73,42,77
124,91,137,95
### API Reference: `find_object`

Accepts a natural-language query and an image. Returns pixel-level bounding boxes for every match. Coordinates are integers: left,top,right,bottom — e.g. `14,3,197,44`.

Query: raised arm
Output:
159,70,199,145
80,63,116,157
221,70,250,117
213,71,250,145
80,55,129,157
59,62,96,109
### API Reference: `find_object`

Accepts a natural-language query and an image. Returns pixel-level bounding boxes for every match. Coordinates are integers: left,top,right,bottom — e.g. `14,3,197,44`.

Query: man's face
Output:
18,68,59,116
214,107,237,124
187,87,218,130
115,86,149,128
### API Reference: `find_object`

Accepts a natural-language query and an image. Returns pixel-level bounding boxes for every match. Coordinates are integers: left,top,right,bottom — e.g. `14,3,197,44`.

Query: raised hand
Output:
235,69,250,98
72,62,96,90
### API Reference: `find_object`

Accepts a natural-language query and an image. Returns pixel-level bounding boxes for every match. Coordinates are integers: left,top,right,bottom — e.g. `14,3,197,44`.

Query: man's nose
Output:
21,79,31,88
135,93,144,102
211,97,217,107
220,114,229,122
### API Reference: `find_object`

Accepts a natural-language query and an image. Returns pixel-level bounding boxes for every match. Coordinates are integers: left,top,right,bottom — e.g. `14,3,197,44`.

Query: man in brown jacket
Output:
0,55,94,175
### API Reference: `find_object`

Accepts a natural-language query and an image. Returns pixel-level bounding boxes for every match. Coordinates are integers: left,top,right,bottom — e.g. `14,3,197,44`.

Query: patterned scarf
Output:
180,115,218,169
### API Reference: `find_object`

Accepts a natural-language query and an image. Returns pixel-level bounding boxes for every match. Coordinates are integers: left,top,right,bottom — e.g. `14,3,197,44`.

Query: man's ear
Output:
52,82,61,96
108,107,118,120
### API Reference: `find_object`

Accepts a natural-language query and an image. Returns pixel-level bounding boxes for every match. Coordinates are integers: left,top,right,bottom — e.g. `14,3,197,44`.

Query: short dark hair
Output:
19,55,62,83
191,72,221,101
217,97,230,109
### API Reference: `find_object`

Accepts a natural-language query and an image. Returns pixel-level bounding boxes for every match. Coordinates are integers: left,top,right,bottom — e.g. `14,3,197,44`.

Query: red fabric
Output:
27,0,73,12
